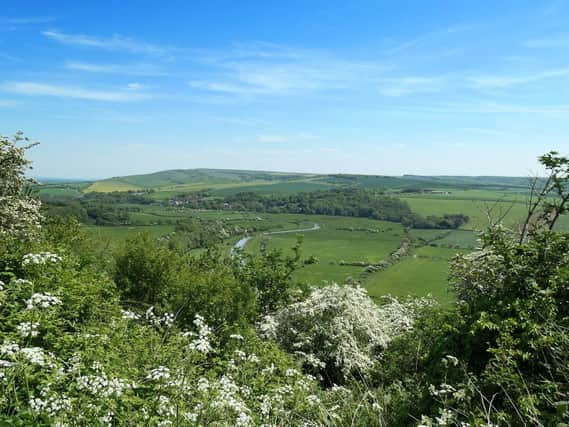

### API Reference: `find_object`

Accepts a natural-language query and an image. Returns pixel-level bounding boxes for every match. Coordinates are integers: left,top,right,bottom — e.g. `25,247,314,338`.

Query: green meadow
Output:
39,169,569,306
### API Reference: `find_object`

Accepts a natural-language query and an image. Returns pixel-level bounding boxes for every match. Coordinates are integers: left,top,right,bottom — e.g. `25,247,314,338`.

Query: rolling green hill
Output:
83,168,535,194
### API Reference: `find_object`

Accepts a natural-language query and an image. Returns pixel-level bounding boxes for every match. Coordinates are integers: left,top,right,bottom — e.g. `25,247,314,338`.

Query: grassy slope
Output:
82,167,537,195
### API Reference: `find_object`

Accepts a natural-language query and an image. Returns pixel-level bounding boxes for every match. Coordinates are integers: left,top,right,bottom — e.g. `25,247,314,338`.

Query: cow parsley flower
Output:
22,252,62,266
16,321,40,338
77,372,133,397
188,315,212,353
29,393,71,417
146,366,171,381
19,347,49,366
121,310,140,320
26,293,62,310
0,342,20,356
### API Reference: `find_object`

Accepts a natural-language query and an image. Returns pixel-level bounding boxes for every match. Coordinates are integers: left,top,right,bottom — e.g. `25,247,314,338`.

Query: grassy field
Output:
365,246,463,306
402,196,529,230
248,216,405,285
43,170,569,308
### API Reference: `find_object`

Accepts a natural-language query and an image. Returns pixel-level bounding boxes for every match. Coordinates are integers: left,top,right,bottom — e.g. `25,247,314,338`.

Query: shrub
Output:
0,131,42,239
259,284,426,385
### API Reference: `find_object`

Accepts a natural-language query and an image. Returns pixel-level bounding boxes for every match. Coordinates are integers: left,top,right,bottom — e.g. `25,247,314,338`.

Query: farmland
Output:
37,168,568,306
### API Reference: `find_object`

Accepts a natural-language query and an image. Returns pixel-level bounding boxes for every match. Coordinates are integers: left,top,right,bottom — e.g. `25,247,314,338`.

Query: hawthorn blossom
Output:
258,284,421,379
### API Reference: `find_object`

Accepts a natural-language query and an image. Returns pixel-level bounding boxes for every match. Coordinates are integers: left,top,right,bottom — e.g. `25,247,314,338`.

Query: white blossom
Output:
19,347,50,366
16,321,40,338
26,292,62,310
121,310,140,320
146,366,171,381
22,252,62,266
0,341,20,356
188,315,213,354
258,284,421,379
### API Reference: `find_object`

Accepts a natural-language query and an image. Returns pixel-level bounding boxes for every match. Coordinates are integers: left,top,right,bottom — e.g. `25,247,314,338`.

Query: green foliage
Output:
113,233,180,306
173,188,468,229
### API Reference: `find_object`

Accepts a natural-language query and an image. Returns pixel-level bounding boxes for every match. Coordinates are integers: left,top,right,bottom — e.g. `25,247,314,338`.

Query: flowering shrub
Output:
259,284,423,383
0,131,42,239
0,251,389,425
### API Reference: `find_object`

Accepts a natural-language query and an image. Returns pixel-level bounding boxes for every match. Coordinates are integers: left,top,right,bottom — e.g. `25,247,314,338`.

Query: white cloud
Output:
469,68,569,88
525,34,569,48
42,30,172,56
256,133,321,143
378,76,443,97
1,82,151,102
461,127,512,137
189,43,388,97
65,61,165,76
257,135,288,143
126,82,144,90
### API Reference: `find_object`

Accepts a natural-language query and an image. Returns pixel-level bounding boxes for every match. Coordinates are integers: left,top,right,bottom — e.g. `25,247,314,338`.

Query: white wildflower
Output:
26,292,61,310
285,368,299,377
30,394,71,418
197,377,209,392
121,310,140,320
16,321,40,338
306,394,321,406
77,372,132,397
0,341,20,356
146,366,171,381
101,411,113,426
189,315,212,354
19,347,49,366
22,252,62,266
157,395,175,417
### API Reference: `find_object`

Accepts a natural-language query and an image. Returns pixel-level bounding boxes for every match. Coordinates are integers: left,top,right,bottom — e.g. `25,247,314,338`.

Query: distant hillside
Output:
85,169,319,193
81,168,534,194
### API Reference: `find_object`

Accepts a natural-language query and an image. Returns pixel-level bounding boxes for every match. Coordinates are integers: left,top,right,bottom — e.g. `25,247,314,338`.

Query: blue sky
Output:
1,1,569,178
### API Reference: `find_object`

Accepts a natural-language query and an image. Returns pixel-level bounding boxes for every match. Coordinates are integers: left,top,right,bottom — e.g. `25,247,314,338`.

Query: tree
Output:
520,151,569,242
0,131,42,238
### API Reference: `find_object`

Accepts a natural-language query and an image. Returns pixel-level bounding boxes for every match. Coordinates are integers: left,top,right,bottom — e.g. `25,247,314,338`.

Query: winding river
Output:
232,223,320,254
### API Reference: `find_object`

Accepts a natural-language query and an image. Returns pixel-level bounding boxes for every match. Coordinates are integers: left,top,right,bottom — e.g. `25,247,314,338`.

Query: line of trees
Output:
173,188,469,229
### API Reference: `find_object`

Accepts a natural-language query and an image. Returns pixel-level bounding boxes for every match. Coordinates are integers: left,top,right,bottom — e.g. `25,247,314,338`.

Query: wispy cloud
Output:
385,24,471,55
1,82,151,102
469,68,569,88
257,134,289,143
256,132,321,143
0,99,19,107
65,61,166,76
378,76,444,97
525,33,569,48
461,127,512,137
189,42,388,97
409,102,569,115
42,30,172,56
